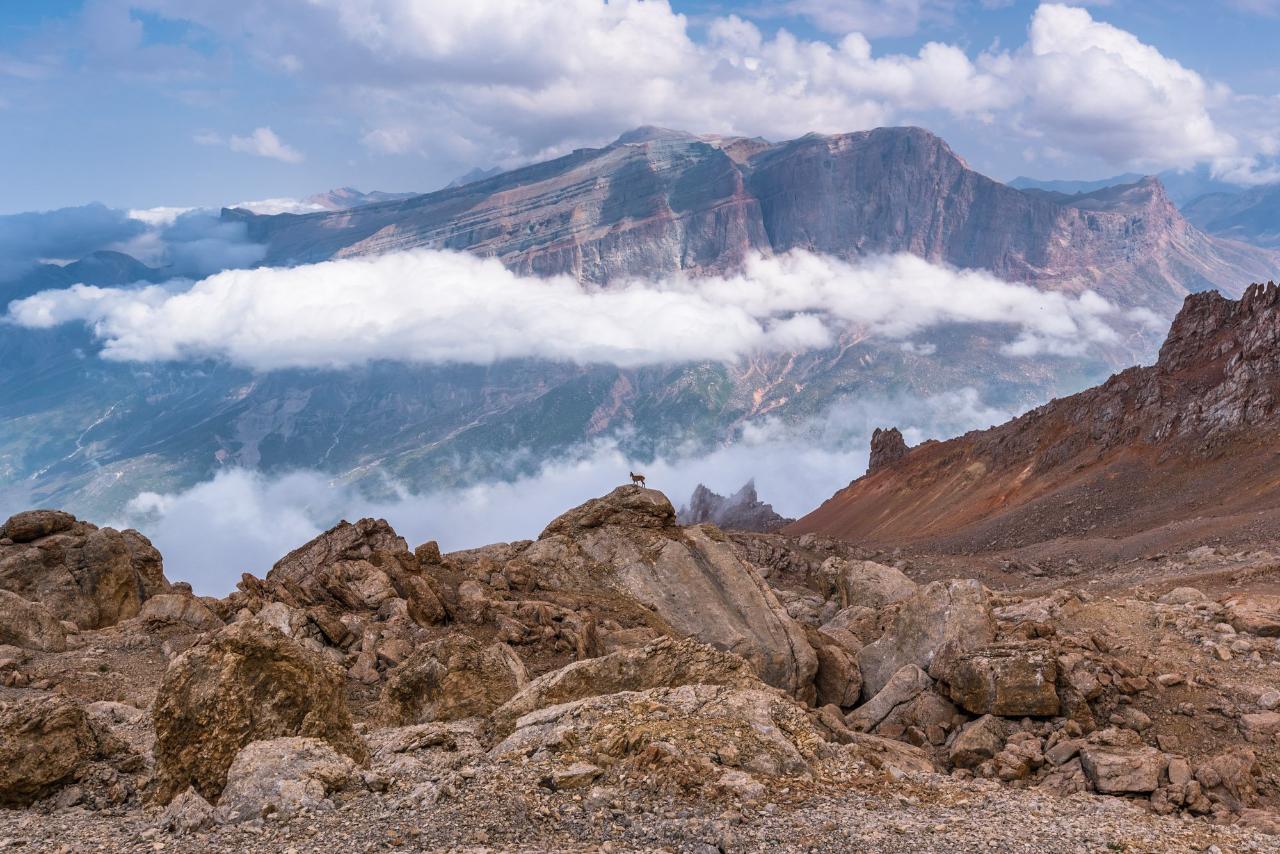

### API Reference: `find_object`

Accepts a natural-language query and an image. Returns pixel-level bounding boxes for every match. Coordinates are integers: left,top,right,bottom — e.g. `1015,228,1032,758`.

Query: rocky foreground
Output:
1,490,1279,852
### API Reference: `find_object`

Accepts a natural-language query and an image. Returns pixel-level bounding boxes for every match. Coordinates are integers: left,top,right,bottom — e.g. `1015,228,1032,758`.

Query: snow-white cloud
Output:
5,248,1161,370
109,387,1018,595
1009,4,1235,169
123,1,1274,178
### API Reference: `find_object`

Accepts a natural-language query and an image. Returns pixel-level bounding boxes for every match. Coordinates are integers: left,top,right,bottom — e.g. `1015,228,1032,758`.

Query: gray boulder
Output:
856,579,995,700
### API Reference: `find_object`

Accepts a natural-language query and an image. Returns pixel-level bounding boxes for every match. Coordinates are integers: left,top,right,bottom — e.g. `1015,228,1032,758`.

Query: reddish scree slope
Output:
789,282,1280,553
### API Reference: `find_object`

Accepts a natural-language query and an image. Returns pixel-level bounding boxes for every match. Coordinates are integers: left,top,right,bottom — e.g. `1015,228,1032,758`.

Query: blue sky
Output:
2,0,1279,213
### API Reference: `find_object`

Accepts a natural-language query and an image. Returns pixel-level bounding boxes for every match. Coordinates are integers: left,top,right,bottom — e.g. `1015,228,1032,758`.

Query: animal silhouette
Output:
629,471,646,487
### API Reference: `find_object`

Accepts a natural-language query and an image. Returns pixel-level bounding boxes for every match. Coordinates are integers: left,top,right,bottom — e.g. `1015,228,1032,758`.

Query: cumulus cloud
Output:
1010,4,1235,169
228,127,305,163
6,249,1160,371
109,387,1017,595
124,0,1274,178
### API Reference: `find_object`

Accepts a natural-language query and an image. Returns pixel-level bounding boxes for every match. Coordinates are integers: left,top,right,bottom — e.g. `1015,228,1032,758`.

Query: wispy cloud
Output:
228,127,305,164
6,249,1163,370
193,127,305,164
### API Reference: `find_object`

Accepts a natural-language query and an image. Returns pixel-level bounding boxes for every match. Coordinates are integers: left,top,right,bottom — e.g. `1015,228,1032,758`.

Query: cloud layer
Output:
6,248,1161,371
108,387,1017,595
126,1,1276,178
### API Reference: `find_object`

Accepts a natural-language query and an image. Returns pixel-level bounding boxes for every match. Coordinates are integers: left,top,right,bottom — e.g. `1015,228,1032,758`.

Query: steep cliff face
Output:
789,282,1280,551
236,127,769,283
230,126,1279,310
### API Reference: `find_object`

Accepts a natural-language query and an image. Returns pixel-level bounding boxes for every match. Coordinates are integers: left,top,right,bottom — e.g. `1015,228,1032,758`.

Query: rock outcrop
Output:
0,588,68,651
379,634,528,725
492,684,825,781
152,620,367,803
526,487,817,700
492,637,763,735
867,428,908,474
0,510,168,629
244,517,447,628
0,696,96,806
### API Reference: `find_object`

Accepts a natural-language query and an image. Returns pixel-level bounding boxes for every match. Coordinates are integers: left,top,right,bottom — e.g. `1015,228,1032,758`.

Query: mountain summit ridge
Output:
228,125,1278,311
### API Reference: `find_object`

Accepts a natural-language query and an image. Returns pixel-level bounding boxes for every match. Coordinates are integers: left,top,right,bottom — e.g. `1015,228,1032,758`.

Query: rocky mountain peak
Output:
611,126,699,146
867,427,909,475
677,480,793,532
1158,280,1280,374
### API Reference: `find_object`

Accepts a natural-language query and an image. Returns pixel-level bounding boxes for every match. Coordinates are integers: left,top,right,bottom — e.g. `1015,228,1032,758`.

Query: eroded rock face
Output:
378,634,527,725
152,620,367,804
0,588,68,651
867,427,908,474
0,511,168,629
246,518,447,628
0,696,96,806
492,636,763,735
847,665,932,733
214,737,360,824
522,487,817,701
857,579,995,701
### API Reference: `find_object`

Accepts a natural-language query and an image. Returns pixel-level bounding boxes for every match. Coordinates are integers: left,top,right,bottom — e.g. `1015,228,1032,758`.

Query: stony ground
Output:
2,754,1275,853
4,499,1280,853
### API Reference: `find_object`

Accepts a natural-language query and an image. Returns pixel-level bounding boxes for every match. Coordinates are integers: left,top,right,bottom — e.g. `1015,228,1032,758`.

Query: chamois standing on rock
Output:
630,471,646,488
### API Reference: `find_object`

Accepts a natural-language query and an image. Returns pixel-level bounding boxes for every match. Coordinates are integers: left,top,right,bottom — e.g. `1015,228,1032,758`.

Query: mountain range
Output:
2,126,1278,519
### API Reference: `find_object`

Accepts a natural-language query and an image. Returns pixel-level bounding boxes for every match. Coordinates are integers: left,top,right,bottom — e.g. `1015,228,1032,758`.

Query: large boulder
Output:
856,579,995,700
379,634,527,725
523,487,817,700
152,620,367,804
1224,595,1280,637
847,664,931,733
949,714,1008,769
0,511,168,629
492,683,826,780
214,737,361,824
827,558,918,610
1080,739,1167,794
0,696,97,806
938,642,1059,717
247,518,446,627
492,636,763,735
0,588,68,651
139,593,224,633
806,626,863,709
0,510,77,543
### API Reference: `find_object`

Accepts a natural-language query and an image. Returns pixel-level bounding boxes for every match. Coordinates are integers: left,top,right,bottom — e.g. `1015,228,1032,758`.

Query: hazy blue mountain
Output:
1009,173,1144,195
1183,184,1280,248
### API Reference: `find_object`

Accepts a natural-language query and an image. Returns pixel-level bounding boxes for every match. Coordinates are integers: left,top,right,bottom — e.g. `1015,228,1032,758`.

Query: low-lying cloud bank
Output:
0,204,265,285
8,249,1163,370
110,388,1015,596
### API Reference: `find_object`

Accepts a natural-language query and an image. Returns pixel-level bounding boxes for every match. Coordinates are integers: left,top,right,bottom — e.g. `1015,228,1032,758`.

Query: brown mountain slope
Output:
789,282,1280,555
